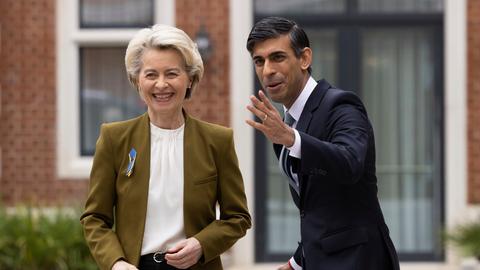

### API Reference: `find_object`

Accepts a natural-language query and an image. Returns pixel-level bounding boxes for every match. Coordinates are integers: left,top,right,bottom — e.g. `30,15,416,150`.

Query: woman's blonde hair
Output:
125,24,204,98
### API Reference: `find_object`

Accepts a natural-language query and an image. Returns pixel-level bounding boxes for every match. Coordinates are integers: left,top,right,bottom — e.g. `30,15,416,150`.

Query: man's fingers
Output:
258,90,275,110
245,120,267,133
277,262,292,270
251,92,282,122
249,94,269,113
247,105,268,122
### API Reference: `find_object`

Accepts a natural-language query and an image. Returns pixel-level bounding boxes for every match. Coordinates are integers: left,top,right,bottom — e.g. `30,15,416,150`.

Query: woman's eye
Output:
145,73,156,79
166,72,178,78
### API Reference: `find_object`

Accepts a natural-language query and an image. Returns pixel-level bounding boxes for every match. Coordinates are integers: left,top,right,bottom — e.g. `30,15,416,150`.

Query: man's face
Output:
251,34,311,108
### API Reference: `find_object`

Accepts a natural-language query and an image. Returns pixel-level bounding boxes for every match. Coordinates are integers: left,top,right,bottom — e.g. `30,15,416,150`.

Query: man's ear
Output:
300,47,312,71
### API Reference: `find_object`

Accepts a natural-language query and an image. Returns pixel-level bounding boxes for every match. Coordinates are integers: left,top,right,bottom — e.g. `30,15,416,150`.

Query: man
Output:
245,17,400,270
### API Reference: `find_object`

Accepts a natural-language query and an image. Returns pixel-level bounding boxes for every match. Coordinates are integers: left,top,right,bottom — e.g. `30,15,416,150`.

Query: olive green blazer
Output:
80,112,251,270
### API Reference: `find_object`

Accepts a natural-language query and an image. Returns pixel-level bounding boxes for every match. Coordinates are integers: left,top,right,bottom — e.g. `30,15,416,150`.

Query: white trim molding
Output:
229,0,254,267
56,0,174,179
444,0,468,267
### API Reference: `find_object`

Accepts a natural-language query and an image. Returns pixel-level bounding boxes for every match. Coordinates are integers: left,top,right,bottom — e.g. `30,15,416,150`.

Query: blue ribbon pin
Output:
126,148,137,177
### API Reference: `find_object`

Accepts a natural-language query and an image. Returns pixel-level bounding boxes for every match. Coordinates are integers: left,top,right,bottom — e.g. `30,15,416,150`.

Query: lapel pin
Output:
126,148,137,177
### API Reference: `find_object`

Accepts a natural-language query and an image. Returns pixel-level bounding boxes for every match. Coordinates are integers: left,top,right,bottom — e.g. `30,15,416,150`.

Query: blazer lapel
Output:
295,79,332,133
127,112,151,203
131,113,151,188
293,80,332,204
274,80,331,160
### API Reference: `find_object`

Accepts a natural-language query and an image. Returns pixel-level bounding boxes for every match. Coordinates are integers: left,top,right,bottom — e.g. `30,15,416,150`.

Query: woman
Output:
80,24,251,270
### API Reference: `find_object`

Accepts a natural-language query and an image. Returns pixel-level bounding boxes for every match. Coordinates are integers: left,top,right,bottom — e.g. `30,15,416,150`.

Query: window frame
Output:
254,0,444,263
56,0,174,179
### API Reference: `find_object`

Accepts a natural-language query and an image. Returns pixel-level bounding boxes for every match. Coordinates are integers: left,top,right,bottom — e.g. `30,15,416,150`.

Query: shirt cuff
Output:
287,129,301,158
289,257,302,270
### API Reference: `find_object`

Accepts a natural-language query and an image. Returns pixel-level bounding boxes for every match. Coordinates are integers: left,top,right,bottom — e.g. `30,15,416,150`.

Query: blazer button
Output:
300,211,305,218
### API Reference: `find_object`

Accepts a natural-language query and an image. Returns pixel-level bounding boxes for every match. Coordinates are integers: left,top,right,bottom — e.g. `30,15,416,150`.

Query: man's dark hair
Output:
246,16,312,74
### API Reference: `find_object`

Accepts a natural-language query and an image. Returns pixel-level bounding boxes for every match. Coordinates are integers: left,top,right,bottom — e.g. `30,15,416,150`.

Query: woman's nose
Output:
155,78,168,88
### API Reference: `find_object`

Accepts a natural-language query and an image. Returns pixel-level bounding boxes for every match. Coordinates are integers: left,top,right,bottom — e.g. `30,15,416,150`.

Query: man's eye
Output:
273,55,285,62
254,59,264,66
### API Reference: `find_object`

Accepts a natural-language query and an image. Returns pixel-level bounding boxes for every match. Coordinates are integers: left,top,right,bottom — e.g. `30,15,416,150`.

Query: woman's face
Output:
138,48,191,117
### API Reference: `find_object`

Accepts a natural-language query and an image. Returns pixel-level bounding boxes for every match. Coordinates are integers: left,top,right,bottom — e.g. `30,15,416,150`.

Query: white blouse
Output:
141,122,186,255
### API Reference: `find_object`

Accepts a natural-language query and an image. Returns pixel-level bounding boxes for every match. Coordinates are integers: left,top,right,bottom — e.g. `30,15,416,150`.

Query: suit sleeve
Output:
193,129,252,264
80,124,125,270
298,97,370,185
293,243,303,267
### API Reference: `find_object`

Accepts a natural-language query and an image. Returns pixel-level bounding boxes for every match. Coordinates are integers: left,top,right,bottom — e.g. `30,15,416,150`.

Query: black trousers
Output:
138,254,184,270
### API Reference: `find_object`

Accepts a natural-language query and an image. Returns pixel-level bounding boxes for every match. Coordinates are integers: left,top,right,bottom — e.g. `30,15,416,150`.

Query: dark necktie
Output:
279,112,299,195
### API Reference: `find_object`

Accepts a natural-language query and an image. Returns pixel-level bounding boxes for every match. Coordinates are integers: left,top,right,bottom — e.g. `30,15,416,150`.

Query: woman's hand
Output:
111,260,138,270
165,237,203,269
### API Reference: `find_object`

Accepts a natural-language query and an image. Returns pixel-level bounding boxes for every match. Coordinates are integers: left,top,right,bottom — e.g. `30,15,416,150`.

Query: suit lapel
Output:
295,79,332,133
292,80,332,205
275,80,331,161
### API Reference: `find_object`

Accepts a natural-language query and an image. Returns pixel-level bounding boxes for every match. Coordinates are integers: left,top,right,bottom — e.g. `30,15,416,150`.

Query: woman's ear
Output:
300,47,312,71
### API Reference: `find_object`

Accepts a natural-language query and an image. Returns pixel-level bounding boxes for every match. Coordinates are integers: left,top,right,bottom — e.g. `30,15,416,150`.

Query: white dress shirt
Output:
283,76,318,189
141,122,186,255
285,76,317,270
285,76,318,158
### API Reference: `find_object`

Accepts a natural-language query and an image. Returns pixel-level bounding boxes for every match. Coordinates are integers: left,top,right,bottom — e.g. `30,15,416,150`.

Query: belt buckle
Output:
153,252,165,263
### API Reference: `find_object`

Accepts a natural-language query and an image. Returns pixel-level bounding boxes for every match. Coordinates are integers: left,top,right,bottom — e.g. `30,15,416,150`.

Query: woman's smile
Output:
151,92,175,102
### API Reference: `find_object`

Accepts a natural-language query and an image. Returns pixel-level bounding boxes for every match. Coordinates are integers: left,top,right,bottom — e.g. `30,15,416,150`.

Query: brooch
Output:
126,148,137,177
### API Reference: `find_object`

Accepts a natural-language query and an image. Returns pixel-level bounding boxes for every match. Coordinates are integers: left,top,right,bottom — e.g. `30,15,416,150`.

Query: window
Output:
255,0,346,14
57,0,174,178
361,27,443,258
254,0,444,262
80,47,145,155
80,0,154,28
358,0,443,13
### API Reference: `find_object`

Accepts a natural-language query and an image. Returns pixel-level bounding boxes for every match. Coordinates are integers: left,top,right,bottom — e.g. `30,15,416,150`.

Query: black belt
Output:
139,252,180,270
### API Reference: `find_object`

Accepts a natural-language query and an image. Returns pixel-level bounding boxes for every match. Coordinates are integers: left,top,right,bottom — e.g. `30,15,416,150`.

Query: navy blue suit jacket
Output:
274,80,400,270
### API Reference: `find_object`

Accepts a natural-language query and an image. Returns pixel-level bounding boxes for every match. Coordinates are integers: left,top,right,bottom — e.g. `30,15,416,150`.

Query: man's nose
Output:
262,60,276,77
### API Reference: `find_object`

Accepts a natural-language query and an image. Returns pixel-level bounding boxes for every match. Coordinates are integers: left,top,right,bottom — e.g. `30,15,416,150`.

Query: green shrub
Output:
0,206,97,270
446,222,480,260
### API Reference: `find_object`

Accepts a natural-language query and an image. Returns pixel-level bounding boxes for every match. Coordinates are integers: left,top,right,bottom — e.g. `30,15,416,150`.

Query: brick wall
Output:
0,0,230,206
176,0,230,127
0,0,88,206
468,0,480,203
